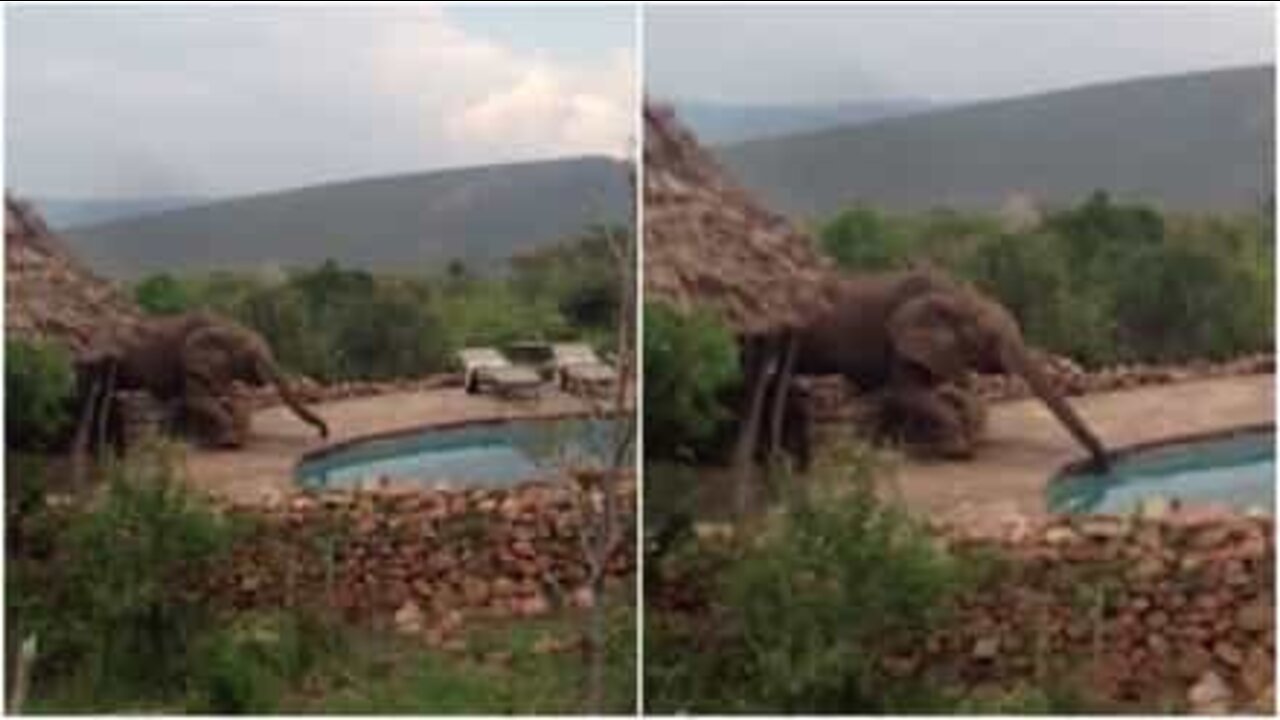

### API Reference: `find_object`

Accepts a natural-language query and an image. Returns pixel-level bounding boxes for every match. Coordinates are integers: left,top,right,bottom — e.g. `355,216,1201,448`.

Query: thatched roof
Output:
644,103,833,335
6,194,144,358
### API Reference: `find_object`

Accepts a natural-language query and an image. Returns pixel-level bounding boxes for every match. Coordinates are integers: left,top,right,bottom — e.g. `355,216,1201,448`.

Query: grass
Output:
287,592,637,714
22,593,636,715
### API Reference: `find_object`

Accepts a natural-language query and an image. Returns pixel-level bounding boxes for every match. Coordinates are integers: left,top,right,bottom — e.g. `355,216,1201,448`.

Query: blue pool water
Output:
1048,429,1274,514
296,417,623,491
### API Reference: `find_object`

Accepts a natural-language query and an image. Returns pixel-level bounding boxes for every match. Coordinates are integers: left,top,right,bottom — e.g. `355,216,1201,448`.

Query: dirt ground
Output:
887,373,1274,524
182,388,609,504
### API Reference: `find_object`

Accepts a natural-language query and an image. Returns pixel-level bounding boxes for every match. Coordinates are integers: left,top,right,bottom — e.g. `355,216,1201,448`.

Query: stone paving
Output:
184,388,609,504
888,374,1274,523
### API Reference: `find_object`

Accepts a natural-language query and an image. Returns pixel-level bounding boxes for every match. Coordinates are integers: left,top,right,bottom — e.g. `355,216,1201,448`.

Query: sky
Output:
6,4,636,199
647,4,1274,104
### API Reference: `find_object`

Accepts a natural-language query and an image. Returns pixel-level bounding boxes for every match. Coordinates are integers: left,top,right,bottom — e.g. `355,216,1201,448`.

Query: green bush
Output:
8,444,237,706
814,193,1274,367
820,206,913,271
133,273,192,315
646,446,966,713
129,240,618,383
6,338,75,450
187,610,345,713
643,302,741,461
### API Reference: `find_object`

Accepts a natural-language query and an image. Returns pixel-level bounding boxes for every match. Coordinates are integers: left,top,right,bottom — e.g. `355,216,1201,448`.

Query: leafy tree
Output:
820,206,912,271
134,273,192,316
644,303,740,461
6,339,75,450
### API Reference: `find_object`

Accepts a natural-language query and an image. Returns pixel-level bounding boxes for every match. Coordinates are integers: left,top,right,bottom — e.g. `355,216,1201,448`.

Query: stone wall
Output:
921,512,1274,713
209,477,635,647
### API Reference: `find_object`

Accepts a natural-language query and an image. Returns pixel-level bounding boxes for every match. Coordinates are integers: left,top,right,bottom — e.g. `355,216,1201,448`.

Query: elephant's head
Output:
183,321,329,441
887,288,1109,469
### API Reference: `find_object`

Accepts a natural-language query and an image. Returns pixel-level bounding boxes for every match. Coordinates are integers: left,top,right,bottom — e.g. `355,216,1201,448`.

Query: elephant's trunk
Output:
1001,342,1109,470
255,357,329,440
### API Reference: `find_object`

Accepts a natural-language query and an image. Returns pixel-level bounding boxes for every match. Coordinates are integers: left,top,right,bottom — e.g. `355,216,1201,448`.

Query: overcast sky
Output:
7,4,635,199
647,4,1274,104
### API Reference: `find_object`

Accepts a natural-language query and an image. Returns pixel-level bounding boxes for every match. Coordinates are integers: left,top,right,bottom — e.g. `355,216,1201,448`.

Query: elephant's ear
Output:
887,294,967,381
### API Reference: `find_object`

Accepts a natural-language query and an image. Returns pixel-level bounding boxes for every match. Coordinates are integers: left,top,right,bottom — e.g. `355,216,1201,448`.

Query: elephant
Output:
794,268,1109,468
77,311,328,450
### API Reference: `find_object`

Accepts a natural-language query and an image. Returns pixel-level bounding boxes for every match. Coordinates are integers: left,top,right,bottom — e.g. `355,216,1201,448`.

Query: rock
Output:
1214,640,1245,667
1188,670,1233,713
570,585,596,610
972,636,1000,660
1175,644,1215,680
1130,556,1166,581
1044,526,1078,545
1080,517,1128,540
1137,496,1173,520
393,601,424,636
1241,647,1274,695
1237,600,1272,632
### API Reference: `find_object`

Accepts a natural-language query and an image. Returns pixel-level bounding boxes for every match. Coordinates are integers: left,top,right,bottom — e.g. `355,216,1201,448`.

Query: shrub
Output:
961,232,1115,365
1110,241,1271,362
643,302,741,461
820,206,913,271
6,338,75,450
8,443,237,706
133,273,192,315
814,195,1273,367
645,445,966,713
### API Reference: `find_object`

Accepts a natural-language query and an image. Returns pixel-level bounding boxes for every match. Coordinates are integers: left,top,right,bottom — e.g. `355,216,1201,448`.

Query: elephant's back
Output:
795,271,938,385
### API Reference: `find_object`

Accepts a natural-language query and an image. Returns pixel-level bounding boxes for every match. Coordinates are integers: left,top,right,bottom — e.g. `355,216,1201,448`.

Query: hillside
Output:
715,66,1274,218
63,156,630,278
33,195,208,230
670,98,935,143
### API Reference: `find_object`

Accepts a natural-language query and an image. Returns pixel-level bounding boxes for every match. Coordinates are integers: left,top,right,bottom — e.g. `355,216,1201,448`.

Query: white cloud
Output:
378,8,633,161
7,5,635,197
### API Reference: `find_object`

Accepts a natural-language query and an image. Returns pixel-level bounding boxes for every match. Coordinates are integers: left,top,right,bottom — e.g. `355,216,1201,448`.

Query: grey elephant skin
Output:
795,269,1108,467
78,311,329,449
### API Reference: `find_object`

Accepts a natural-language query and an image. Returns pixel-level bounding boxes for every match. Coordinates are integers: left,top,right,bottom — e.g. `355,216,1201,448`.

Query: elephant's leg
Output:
880,384,975,459
937,384,988,446
183,391,245,448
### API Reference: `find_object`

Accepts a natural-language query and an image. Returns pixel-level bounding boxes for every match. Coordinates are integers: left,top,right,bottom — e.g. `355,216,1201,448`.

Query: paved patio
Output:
887,374,1274,522
182,388,611,504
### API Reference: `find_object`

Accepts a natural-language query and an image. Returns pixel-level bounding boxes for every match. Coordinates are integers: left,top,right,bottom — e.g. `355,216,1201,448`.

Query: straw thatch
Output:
6,194,144,358
644,103,833,335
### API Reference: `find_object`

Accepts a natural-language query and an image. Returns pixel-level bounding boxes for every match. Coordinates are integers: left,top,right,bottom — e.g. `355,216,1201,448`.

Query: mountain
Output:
62,156,630,279
714,66,1274,219
33,196,209,230
670,98,936,144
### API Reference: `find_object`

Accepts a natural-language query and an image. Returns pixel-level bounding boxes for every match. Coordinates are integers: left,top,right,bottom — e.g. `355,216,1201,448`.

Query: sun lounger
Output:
458,348,543,398
551,343,619,395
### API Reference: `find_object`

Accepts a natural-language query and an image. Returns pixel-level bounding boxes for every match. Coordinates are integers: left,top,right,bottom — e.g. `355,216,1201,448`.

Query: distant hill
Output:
670,98,936,144
34,196,209,230
62,156,629,278
715,66,1274,218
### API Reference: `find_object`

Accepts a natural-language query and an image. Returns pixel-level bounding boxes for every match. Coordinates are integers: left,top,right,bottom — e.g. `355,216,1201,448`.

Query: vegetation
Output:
643,302,741,462
127,228,628,383
644,445,1104,714
819,193,1273,366
645,446,964,712
7,444,237,710
6,339,76,451
6,444,636,713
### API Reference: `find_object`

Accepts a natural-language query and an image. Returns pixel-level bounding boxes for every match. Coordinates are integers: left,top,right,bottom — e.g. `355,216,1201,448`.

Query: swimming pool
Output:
1047,427,1274,515
296,416,624,491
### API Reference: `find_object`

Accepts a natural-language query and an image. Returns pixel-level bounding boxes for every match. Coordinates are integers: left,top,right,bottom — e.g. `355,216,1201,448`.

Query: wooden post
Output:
731,334,778,516
767,330,798,458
